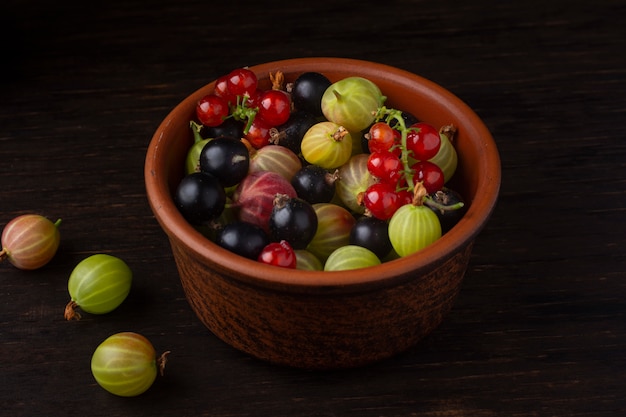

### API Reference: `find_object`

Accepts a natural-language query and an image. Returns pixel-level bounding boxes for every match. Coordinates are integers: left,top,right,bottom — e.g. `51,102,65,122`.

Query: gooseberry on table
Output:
91,332,170,397
0,214,61,270
64,254,133,321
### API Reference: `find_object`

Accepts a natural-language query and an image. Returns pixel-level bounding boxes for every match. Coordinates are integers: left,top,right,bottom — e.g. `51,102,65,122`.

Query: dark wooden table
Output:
2,0,625,415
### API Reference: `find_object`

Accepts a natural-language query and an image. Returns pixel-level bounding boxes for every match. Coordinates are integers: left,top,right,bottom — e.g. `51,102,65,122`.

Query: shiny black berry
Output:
199,136,250,187
349,215,393,259
269,195,318,249
291,164,338,204
217,221,270,259
427,187,467,233
291,72,332,116
174,171,226,225
272,110,317,155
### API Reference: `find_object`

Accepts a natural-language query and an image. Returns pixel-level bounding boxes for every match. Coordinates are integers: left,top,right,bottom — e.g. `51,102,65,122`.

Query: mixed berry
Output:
174,67,466,271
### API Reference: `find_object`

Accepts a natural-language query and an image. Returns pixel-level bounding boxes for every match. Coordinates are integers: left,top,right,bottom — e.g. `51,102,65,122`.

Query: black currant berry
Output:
217,221,270,259
202,117,244,139
291,164,338,204
427,187,467,233
269,195,318,249
199,136,250,187
291,72,331,116
349,215,393,259
174,171,226,225
271,110,317,155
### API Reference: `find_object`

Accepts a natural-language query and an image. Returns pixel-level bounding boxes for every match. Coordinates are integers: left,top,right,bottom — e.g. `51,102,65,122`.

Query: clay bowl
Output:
145,57,500,369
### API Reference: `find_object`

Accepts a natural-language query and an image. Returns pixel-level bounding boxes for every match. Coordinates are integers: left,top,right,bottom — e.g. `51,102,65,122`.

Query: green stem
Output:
423,197,465,213
189,120,204,143
375,106,415,191
54,219,62,228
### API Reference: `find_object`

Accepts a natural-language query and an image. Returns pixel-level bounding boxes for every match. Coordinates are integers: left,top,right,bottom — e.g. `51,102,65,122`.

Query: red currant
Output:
406,122,441,161
245,116,272,149
367,151,403,185
196,94,229,127
214,74,235,104
258,240,296,268
258,90,291,126
362,182,406,220
226,68,258,98
367,122,401,155
411,160,445,194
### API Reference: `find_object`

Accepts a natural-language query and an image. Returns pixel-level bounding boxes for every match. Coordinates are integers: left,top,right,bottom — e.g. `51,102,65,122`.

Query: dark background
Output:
1,0,625,416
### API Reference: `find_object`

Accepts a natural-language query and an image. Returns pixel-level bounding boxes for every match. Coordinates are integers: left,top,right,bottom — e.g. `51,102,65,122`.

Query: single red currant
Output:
367,122,401,155
226,68,258,98
214,74,235,104
196,94,229,127
258,240,297,268
362,182,406,220
245,116,272,149
367,151,403,185
411,160,445,194
258,90,291,126
406,122,441,161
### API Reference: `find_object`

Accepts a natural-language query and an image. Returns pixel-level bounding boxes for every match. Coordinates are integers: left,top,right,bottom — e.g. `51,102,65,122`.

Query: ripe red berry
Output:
258,90,291,126
226,68,258,98
196,94,229,127
367,122,401,155
406,122,441,161
362,182,407,220
411,160,445,194
367,151,403,185
258,240,297,268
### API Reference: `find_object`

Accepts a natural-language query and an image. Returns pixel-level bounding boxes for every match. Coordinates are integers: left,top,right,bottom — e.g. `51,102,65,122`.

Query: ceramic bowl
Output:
145,57,500,369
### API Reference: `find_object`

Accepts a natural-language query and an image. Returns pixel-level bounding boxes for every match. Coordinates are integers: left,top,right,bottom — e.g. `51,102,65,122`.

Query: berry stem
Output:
0,248,7,263
375,106,415,191
158,351,171,376
230,95,258,135
189,120,204,143
423,196,465,213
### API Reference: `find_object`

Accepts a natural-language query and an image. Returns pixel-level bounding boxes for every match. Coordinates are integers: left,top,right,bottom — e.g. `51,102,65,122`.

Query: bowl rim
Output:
145,57,500,291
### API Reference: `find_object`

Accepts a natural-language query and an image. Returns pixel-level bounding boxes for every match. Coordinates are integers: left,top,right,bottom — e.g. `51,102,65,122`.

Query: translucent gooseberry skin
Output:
67,254,132,316
388,203,442,257
91,332,158,397
301,121,353,169
321,76,385,132
324,245,381,271
1,214,61,270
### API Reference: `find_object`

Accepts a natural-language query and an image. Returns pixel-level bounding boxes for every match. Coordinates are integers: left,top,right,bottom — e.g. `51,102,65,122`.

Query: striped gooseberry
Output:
64,254,132,320
91,332,170,397
0,214,61,270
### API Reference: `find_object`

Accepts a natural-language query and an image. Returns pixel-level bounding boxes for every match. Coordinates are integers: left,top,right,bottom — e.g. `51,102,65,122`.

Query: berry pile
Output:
176,67,466,271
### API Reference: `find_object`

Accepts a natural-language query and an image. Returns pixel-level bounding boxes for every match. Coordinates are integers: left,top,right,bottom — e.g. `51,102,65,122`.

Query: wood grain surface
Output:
1,0,625,416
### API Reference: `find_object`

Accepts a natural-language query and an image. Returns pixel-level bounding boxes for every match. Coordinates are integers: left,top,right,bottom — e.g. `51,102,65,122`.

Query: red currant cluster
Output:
196,68,292,148
361,118,446,220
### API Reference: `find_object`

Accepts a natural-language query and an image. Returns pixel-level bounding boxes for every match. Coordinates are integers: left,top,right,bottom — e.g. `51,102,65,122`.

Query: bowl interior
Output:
145,57,500,290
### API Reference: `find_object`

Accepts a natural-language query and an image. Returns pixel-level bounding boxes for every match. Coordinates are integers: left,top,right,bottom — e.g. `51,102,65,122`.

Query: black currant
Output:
199,136,250,187
269,195,318,249
202,117,244,139
349,215,393,259
174,171,226,225
217,221,270,259
291,72,332,116
291,164,337,204
426,187,467,234
271,110,317,155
